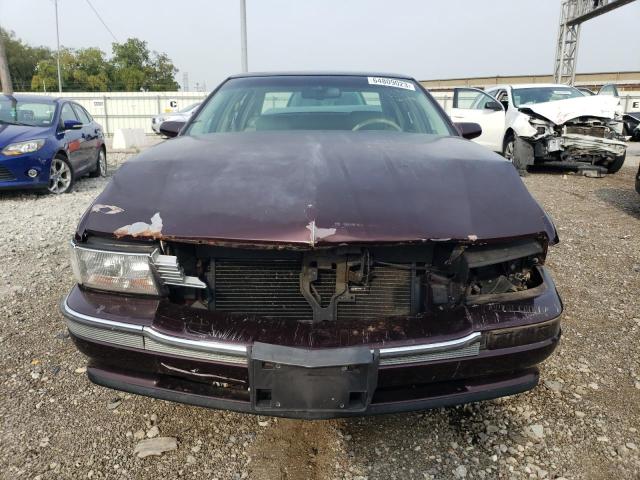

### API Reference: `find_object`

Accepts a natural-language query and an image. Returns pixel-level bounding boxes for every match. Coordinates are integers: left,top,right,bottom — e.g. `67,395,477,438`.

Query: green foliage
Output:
110,38,179,91
1,28,53,91
3,30,179,92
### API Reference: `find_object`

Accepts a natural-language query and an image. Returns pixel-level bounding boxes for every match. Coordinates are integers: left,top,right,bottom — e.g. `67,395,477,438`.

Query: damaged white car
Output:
450,84,627,174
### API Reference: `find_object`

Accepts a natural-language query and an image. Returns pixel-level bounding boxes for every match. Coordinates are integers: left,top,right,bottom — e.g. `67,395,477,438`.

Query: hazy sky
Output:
1,0,639,90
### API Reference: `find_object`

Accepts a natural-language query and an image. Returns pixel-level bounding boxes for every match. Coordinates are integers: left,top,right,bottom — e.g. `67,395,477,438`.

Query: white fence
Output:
26,91,209,135
22,90,640,135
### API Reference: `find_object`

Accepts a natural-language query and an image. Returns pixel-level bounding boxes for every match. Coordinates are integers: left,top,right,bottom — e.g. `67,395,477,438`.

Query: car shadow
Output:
340,399,529,478
594,186,640,219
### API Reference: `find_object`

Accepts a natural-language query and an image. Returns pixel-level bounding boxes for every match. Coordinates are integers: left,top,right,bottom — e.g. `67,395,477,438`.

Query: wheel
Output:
606,152,626,174
48,155,74,194
89,148,107,178
503,134,515,162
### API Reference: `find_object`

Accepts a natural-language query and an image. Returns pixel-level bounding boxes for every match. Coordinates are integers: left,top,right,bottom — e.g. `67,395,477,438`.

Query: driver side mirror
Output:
454,122,482,140
484,100,503,111
63,119,83,130
159,120,186,138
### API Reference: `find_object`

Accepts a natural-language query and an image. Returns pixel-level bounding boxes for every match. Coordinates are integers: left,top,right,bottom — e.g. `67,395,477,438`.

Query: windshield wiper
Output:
0,119,32,126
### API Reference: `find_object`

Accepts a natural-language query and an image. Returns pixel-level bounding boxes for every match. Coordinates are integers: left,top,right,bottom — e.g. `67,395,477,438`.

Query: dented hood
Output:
519,95,621,125
79,132,556,246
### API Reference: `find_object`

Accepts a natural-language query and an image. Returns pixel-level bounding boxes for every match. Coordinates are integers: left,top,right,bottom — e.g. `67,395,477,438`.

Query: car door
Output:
598,84,620,97
72,103,99,166
58,103,89,172
450,88,505,152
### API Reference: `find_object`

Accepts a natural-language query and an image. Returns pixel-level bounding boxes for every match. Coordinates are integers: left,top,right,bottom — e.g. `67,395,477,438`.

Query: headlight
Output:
1,139,46,156
70,243,160,295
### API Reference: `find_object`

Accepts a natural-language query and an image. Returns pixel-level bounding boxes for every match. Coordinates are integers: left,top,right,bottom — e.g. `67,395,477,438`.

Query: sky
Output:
1,0,639,90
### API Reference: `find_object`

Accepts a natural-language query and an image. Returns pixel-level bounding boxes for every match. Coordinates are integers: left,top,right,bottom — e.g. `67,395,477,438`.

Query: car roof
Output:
490,83,578,90
228,71,415,80
1,93,66,103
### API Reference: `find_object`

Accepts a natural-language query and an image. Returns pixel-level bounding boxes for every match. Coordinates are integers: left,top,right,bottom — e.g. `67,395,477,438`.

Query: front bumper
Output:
0,152,51,190
60,268,562,418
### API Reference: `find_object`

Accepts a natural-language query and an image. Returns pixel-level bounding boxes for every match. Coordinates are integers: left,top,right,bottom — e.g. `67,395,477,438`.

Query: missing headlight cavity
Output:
161,238,546,321
460,238,544,300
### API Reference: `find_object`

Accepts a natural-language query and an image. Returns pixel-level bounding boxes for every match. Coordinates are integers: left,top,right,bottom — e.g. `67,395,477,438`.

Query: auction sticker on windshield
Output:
368,77,415,91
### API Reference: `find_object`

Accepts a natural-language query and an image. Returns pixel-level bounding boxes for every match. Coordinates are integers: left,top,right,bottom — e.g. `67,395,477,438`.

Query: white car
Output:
450,84,627,174
151,103,201,135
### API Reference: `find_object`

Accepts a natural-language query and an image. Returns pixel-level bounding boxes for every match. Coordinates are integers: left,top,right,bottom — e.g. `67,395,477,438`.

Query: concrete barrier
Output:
112,128,147,150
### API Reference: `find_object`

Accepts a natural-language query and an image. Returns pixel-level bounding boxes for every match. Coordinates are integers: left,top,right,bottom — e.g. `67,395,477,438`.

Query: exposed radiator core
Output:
207,259,412,322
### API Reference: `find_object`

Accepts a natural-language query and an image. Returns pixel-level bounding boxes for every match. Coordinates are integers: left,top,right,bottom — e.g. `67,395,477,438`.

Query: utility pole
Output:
55,0,62,92
240,0,248,72
554,0,637,85
0,31,13,95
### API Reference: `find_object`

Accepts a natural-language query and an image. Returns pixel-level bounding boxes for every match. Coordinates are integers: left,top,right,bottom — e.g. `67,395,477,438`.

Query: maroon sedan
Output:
62,73,562,419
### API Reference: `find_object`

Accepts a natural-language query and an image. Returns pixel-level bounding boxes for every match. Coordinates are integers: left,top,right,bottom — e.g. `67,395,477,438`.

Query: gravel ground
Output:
1,144,639,480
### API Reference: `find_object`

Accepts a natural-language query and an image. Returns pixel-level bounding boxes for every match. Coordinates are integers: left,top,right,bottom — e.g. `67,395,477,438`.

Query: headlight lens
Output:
70,244,160,295
1,139,46,156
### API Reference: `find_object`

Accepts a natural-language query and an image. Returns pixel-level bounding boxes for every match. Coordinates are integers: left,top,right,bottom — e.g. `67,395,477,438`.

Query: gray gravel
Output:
1,144,639,479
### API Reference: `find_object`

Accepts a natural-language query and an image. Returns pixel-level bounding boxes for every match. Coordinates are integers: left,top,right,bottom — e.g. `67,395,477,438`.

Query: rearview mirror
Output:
159,120,186,138
454,122,482,140
484,100,502,111
63,119,82,130
301,87,342,100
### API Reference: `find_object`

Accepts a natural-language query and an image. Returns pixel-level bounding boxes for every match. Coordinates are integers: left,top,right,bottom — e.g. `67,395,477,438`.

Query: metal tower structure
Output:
554,0,637,85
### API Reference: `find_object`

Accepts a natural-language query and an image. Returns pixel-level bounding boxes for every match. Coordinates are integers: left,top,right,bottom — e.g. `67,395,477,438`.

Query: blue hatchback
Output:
0,94,106,194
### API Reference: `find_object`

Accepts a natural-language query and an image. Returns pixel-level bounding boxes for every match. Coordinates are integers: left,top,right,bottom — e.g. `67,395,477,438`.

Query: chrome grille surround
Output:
62,297,481,367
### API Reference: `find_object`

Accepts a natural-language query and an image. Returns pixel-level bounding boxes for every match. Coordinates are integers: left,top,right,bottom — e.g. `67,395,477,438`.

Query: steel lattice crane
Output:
554,0,637,85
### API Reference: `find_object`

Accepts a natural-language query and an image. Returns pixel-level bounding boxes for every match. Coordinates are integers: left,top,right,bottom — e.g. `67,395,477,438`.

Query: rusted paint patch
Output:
114,212,163,239
91,204,125,215
306,220,336,246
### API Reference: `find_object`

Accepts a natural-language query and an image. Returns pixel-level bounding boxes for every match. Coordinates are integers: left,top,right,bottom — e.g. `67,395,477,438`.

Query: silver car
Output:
151,102,201,134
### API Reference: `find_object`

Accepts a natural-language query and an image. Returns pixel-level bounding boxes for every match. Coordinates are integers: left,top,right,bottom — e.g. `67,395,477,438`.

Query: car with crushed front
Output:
0,94,106,193
61,73,563,419
450,84,627,175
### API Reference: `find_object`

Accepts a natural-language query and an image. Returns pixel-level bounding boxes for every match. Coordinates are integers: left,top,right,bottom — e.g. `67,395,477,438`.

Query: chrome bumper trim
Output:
61,296,481,367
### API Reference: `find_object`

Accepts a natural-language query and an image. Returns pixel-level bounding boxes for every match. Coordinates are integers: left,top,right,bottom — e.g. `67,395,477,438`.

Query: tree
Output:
4,31,180,92
1,28,52,91
110,38,179,91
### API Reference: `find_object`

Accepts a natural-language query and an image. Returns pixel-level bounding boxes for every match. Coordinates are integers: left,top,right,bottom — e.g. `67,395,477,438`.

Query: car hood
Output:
79,131,556,246
0,123,52,147
518,95,621,125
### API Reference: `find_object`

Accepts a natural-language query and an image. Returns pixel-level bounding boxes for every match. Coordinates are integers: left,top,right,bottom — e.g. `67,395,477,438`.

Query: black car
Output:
623,112,640,140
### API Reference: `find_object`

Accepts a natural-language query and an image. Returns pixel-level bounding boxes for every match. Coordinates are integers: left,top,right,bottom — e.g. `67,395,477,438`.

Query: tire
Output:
89,148,107,178
502,133,515,162
606,152,626,174
48,154,74,194
503,132,528,175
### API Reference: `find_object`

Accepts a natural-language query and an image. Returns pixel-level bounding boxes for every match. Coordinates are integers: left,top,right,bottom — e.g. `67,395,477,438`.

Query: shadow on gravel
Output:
340,402,516,479
594,186,640,219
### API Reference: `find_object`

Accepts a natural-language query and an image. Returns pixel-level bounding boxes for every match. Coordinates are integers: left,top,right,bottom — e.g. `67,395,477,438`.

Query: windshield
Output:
512,86,584,107
180,102,200,113
185,76,454,136
0,97,56,127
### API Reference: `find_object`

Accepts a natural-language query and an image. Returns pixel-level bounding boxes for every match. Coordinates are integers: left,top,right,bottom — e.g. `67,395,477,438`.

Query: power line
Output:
85,0,118,43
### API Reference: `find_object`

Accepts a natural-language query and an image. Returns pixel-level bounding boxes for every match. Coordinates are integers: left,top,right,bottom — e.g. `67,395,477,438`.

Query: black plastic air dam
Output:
87,366,539,419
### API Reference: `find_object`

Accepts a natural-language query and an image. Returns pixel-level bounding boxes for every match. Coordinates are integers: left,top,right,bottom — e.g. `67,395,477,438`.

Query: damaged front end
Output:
514,101,627,173
62,233,562,418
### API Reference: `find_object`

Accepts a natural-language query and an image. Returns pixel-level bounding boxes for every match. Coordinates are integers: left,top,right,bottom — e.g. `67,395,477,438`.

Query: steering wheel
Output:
352,117,402,132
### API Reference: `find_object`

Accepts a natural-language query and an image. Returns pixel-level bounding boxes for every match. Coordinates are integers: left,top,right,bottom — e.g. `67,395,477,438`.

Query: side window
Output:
72,104,91,124
598,84,619,97
80,105,93,122
495,90,509,110
59,103,78,127
453,88,500,110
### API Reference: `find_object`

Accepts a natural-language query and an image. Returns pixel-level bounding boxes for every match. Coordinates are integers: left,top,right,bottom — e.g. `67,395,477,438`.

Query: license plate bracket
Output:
249,342,379,413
